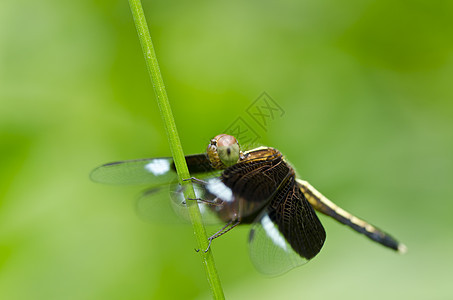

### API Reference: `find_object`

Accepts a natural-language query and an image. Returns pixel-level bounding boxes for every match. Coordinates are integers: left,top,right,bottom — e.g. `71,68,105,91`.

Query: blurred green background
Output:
1,0,452,299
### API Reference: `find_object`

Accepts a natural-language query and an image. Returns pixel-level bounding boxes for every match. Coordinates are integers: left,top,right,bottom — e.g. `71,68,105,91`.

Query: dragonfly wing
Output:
91,157,175,186
136,180,223,225
135,185,184,224
248,212,309,276
249,177,326,275
90,154,214,186
218,149,293,219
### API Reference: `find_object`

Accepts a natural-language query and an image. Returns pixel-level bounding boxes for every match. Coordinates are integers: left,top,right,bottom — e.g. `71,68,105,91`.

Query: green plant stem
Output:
127,1,225,299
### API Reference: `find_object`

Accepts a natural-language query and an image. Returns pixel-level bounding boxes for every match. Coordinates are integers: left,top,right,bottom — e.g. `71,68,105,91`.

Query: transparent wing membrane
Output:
135,185,184,224
90,154,215,187
136,182,222,225
248,212,309,276
90,157,176,186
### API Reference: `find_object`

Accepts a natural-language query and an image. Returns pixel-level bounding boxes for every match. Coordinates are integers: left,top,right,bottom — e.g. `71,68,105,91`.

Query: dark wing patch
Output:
220,154,292,218
268,177,326,259
172,154,215,174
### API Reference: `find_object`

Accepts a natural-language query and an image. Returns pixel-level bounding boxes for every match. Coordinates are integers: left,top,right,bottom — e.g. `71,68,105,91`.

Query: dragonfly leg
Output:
183,177,208,185
186,197,223,206
195,219,241,253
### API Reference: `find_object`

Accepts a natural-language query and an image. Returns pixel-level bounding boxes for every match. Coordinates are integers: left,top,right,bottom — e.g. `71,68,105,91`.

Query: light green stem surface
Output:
127,1,225,299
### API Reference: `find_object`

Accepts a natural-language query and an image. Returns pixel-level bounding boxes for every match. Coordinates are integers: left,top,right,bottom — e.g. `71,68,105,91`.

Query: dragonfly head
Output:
207,134,242,169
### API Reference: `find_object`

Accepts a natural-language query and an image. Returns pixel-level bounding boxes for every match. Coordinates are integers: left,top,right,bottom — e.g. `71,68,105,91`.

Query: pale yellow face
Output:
216,135,240,167
206,134,241,169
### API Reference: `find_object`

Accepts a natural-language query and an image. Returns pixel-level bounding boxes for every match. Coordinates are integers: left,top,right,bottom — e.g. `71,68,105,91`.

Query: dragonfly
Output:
91,134,407,275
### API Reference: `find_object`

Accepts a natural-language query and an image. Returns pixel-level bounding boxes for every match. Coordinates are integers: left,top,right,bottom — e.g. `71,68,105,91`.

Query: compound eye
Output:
216,135,240,167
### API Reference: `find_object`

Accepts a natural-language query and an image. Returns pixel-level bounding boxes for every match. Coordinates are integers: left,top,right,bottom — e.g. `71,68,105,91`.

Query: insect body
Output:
91,134,406,275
